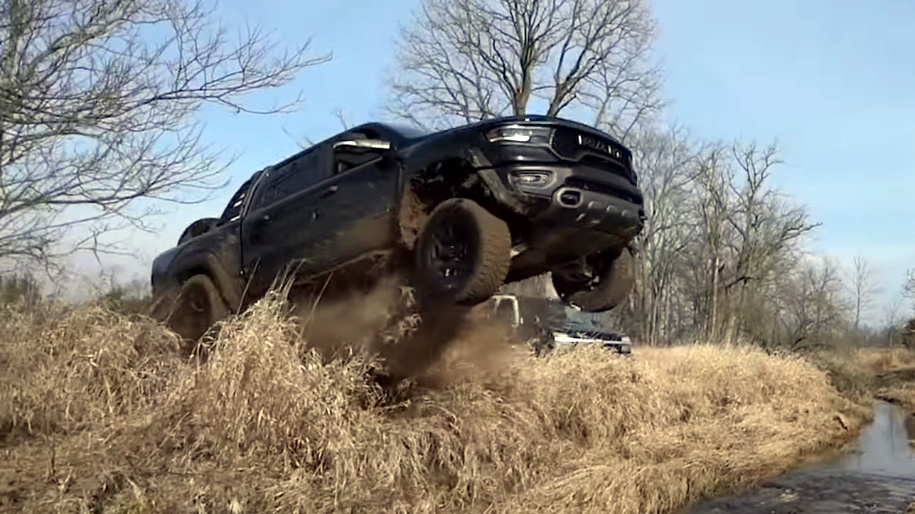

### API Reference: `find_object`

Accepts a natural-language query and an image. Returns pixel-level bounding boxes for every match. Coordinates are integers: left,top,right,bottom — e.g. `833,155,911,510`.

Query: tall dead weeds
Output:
0,300,184,439
0,292,871,514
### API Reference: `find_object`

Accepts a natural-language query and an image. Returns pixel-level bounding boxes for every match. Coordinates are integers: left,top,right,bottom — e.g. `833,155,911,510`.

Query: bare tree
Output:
847,255,881,330
0,0,329,271
686,144,733,342
899,269,915,349
883,293,903,329
672,141,820,345
778,256,848,351
878,291,905,348
904,268,915,308
726,143,819,293
718,142,818,342
386,0,663,140
618,124,703,344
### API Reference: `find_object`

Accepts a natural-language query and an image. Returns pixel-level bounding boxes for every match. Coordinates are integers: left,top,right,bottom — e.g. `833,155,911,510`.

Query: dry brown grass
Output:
876,380,915,418
888,384,915,406
809,346,915,417
0,294,870,513
0,301,186,439
850,347,915,374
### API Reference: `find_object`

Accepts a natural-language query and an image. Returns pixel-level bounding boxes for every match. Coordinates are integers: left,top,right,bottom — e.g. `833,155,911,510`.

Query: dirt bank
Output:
0,296,869,513
812,347,915,434
797,347,915,514
681,347,915,514
683,399,915,513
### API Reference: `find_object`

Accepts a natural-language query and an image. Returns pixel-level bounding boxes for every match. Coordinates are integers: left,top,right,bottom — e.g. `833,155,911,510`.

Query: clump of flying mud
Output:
0,280,871,514
286,275,523,391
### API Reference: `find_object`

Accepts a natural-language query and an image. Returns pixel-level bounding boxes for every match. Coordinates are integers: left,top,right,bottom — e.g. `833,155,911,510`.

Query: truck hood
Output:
411,114,625,148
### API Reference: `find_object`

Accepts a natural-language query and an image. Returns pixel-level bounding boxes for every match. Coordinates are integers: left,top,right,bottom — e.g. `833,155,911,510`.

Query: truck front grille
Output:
550,129,631,172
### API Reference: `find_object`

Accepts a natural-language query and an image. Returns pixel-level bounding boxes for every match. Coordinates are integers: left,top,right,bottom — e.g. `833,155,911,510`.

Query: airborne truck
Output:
149,115,646,341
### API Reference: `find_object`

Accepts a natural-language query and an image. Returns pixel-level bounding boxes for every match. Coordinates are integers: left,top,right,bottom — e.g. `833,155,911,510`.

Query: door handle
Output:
319,185,339,198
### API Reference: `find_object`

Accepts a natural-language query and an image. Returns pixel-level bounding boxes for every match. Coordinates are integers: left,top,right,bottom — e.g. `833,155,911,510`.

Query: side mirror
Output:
333,139,392,152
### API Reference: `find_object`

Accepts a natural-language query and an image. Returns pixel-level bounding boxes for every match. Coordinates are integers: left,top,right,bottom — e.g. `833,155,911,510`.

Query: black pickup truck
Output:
149,115,646,341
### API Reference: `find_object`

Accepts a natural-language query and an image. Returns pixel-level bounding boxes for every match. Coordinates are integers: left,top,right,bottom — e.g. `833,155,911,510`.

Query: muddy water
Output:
683,401,915,513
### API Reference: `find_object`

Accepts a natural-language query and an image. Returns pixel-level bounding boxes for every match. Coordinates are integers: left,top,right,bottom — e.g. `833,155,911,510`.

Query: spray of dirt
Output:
298,277,526,395
285,273,523,392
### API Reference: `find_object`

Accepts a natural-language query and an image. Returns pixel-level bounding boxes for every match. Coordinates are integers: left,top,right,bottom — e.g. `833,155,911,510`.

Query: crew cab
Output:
149,115,646,342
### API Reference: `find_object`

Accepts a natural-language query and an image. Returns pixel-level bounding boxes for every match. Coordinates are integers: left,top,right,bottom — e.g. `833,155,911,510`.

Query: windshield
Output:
530,303,601,332
560,316,599,333
515,296,610,333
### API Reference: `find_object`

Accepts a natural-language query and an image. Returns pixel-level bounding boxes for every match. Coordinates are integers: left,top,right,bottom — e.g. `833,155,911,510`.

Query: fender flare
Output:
395,145,531,242
177,217,222,246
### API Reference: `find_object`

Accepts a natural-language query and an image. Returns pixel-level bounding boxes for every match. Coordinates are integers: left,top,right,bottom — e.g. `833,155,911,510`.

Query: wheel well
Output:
398,158,520,249
177,260,245,313
177,266,211,286
151,266,214,309
178,266,232,300
178,218,221,245
411,157,485,204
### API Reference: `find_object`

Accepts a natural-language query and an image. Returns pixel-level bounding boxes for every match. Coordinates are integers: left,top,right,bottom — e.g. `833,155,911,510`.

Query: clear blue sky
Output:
83,0,915,322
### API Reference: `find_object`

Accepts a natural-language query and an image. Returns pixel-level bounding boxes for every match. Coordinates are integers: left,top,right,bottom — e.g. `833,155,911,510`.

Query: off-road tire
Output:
414,198,511,306
552,246,635,313
165,274,230,343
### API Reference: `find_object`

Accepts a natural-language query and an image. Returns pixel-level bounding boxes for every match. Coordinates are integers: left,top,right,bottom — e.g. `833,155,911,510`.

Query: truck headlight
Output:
485,125,553,144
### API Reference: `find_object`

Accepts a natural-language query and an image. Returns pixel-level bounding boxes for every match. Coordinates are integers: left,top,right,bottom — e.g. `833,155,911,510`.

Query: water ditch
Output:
683,400,915,513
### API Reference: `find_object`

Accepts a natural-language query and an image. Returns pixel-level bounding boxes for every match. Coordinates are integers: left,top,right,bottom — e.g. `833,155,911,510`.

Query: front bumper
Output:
552,333,633,354
485,162,646,239
538,181,644,240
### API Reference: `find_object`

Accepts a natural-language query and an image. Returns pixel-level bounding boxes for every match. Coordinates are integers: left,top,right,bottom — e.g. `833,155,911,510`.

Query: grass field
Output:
0,293,890,513
811,346,915,412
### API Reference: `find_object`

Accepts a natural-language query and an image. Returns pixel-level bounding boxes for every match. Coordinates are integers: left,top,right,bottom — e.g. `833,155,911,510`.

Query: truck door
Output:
240,143,336,295
312,128,401,267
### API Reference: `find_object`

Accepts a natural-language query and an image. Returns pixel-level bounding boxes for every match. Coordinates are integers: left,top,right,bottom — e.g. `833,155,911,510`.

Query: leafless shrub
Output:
0,0,329,272
386,0,664,140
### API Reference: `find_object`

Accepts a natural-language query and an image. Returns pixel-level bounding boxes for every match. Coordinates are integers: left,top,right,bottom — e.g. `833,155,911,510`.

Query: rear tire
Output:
551,246,635,313
414,198,512,306
165,274,230,343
